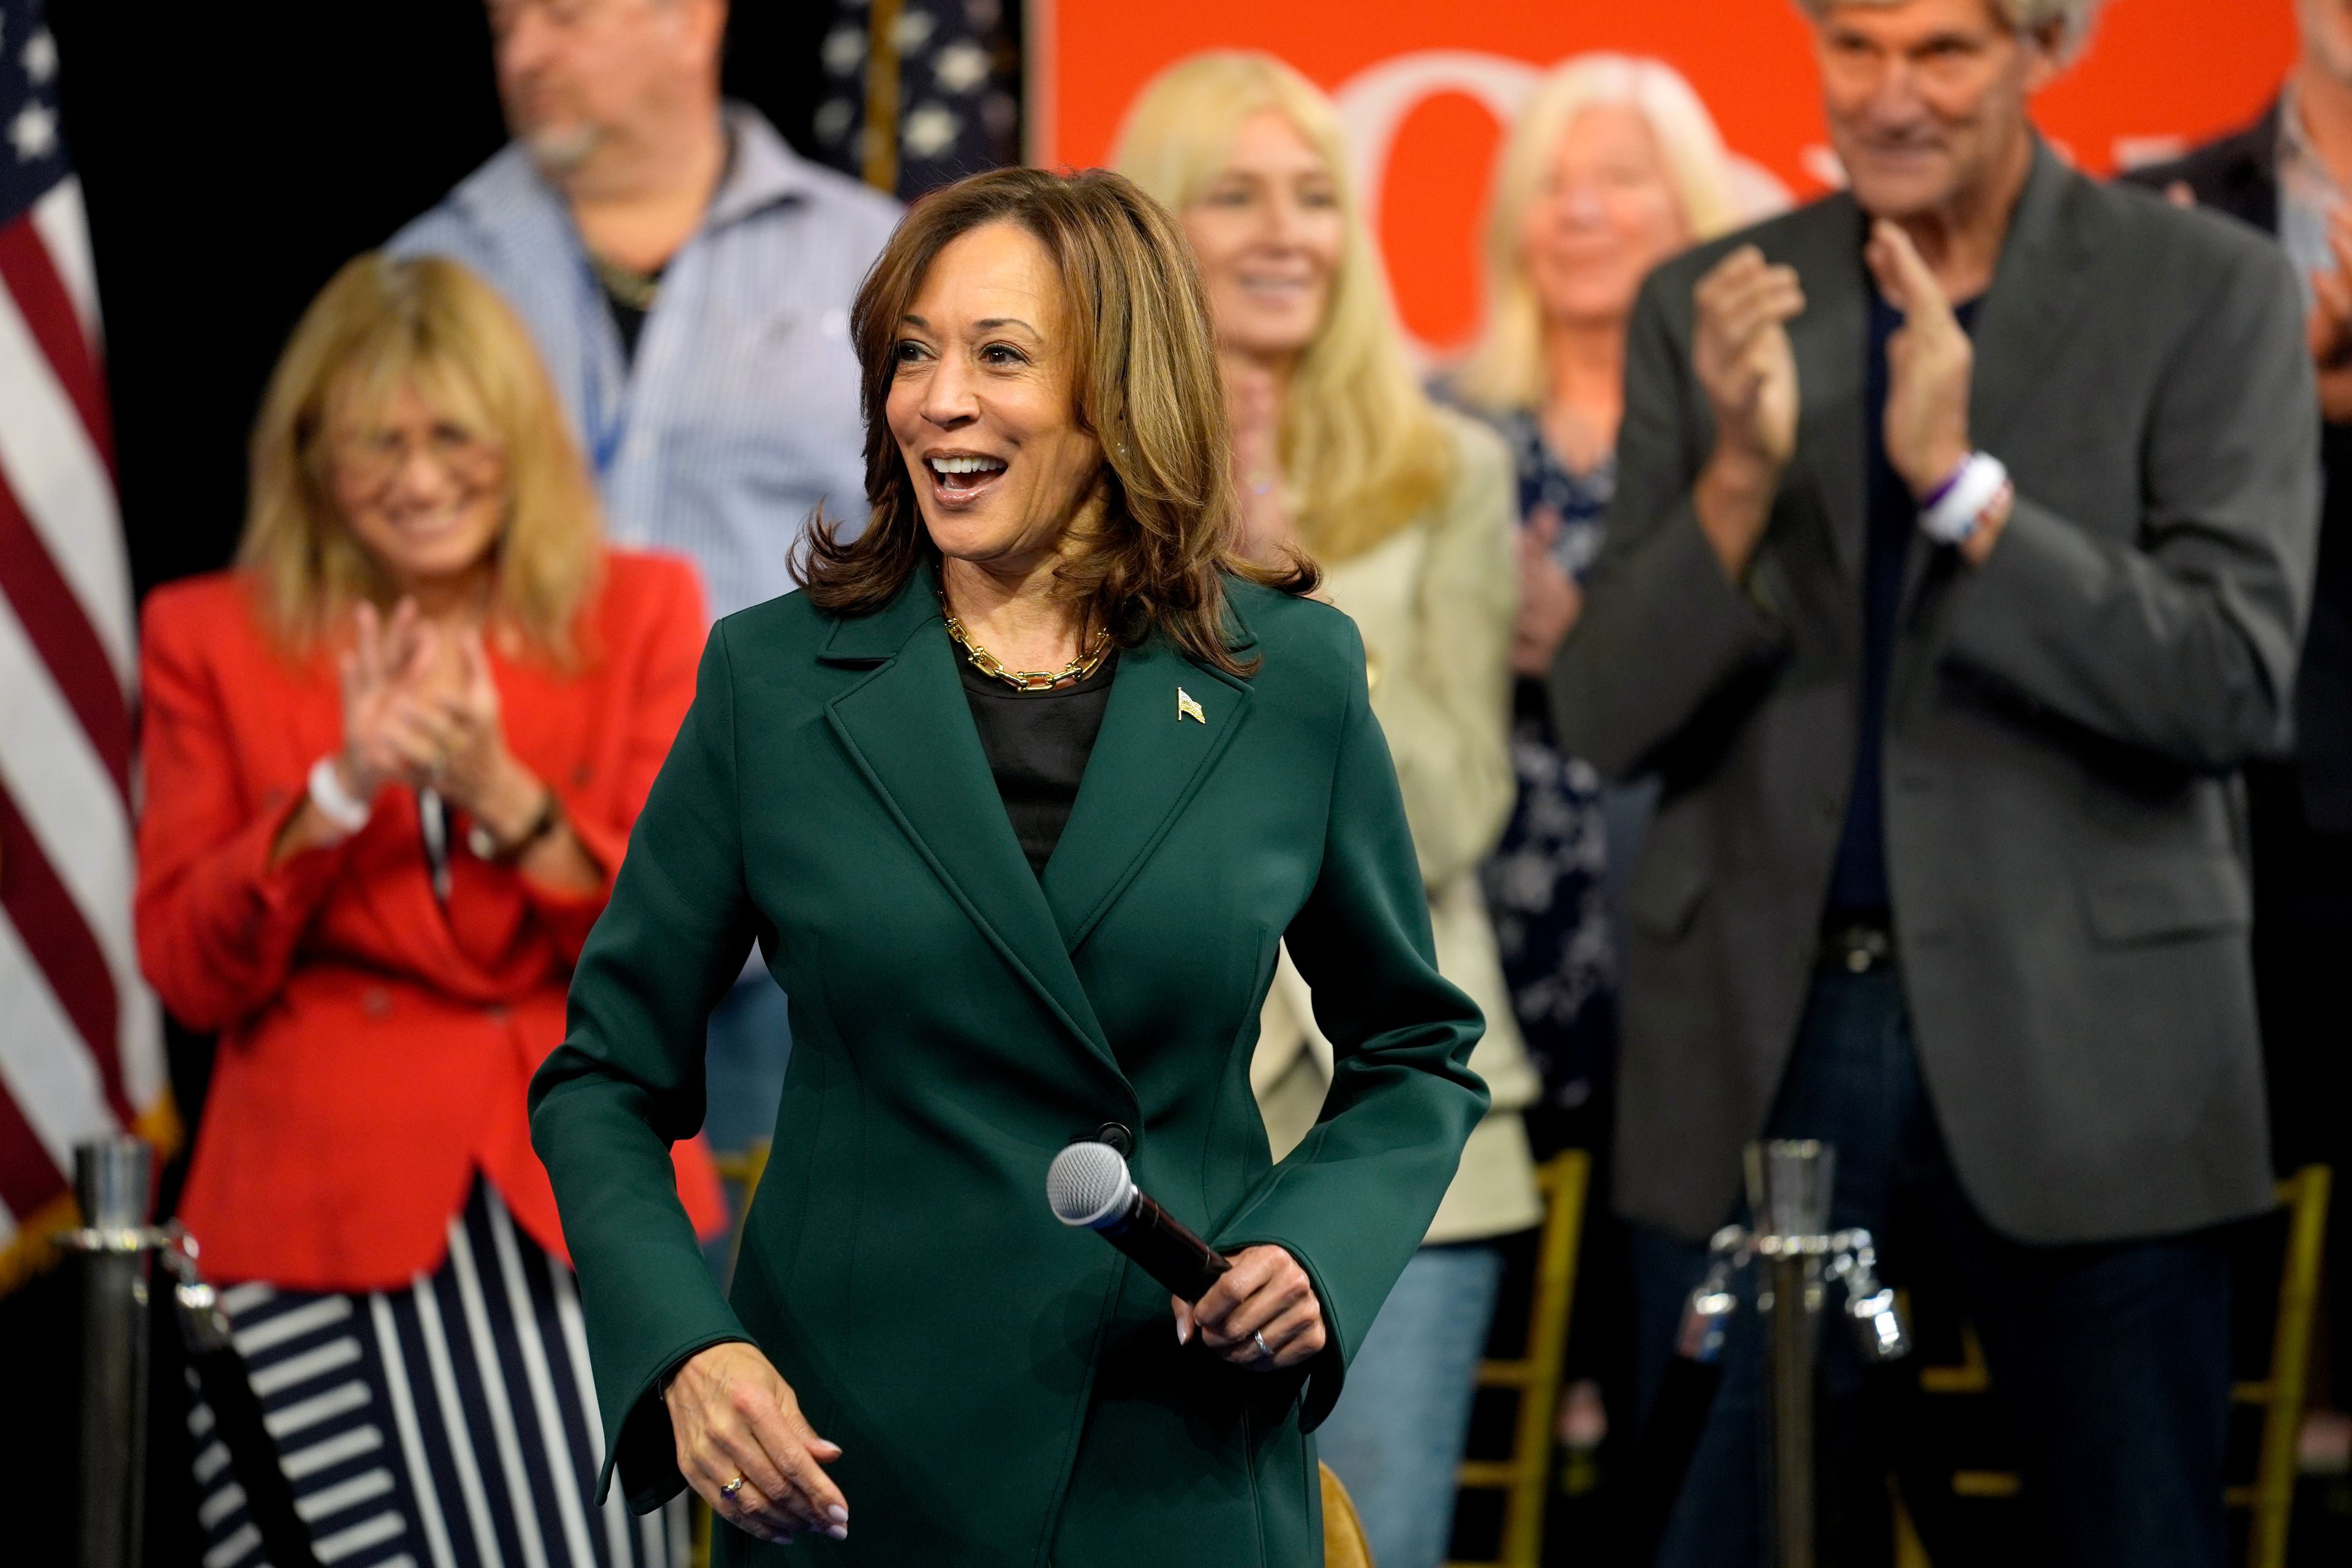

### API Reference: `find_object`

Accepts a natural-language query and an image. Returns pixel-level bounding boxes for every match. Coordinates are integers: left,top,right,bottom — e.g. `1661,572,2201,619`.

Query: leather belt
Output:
1819,911,1896,974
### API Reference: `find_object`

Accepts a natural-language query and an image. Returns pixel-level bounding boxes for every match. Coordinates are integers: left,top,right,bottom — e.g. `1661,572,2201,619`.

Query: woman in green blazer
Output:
530,166,1489,1566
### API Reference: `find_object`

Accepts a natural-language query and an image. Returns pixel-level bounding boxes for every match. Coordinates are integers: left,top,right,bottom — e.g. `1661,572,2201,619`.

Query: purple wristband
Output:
1920,453,1973,510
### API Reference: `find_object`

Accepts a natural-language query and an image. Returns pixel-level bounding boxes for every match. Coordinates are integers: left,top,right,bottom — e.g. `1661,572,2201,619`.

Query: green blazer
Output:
530,568,1489,1566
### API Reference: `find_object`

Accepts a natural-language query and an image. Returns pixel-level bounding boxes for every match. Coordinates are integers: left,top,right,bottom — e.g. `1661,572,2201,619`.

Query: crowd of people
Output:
119,0,2352,1564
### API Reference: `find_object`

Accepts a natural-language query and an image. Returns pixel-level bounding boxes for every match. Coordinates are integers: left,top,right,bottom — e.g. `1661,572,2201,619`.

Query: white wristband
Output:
307,755,372,835
1918,452,2009,545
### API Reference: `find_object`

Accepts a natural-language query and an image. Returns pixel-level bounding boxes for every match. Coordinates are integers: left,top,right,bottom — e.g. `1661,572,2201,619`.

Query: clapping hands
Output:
1692,244,1804,481
1863,219,1974,502
331,598,518,824
1690,244,1804,577
333,598,448,801
2307,208,2352,424
1863,220,2008,565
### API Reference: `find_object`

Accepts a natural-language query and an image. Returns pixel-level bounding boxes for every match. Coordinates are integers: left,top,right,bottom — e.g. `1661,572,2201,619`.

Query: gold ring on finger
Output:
720,1474,747,1501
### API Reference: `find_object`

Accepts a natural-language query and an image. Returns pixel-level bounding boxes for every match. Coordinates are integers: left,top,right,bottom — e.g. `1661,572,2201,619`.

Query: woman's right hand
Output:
335,598,448,798
665,1341,849,1545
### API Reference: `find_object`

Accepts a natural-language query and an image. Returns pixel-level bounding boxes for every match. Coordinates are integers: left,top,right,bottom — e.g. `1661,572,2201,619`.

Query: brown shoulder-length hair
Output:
238,252,604,664
796,165,1314,674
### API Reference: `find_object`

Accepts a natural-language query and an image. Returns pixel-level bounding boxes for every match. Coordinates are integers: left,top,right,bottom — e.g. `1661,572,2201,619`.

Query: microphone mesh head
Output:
1047,1141,1133,1229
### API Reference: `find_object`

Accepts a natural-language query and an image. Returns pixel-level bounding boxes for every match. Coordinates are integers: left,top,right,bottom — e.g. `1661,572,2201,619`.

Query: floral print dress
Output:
1474,407,1623,1123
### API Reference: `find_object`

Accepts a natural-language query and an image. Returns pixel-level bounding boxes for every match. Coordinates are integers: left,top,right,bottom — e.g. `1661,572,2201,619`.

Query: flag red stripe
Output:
0,471,129,801
0,780,131,1129
0,214,113,473
0,1078,69,1223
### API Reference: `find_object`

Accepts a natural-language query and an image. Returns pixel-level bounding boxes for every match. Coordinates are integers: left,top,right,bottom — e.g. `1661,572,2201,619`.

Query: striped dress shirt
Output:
390,105,902,620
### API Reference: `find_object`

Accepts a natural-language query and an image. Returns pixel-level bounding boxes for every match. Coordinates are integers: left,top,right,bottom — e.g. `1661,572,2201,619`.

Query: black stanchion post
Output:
1752,1142,1831,1568
67,1136,156,1568
1634,1141,1912,1568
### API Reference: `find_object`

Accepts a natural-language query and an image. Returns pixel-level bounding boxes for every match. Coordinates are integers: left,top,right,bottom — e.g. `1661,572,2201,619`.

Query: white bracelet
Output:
307,755,372,835
1918,452,2009,545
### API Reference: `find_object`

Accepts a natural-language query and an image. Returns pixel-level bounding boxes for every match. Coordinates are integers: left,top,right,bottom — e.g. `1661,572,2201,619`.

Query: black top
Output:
1826,290,1981,914
597,266,660,364
957,647,1118,876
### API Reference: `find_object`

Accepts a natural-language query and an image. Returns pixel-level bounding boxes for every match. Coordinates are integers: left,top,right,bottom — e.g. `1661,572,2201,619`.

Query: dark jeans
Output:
1631,968,2234,1568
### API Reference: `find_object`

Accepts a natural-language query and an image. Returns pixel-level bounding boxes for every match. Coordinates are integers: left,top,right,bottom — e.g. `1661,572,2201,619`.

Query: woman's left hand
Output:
424,630,543,837
1513,506,1584,676
1174,1245,1327,1370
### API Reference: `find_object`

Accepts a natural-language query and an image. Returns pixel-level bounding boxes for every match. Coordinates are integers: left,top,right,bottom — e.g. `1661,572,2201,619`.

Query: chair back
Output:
1323,1462,1376,1568
1449,1150,1592,1567
1894,1166,2331,1566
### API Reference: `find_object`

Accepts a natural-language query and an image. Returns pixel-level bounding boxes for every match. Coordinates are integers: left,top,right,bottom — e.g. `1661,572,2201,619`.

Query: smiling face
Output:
885,222,1107,577
1816,0,2051,222
326,378,508,594
1523,102,1694,330
1181,110,1346,366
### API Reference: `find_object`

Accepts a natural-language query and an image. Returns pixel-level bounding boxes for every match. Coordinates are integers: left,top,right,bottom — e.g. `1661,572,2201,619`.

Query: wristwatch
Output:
467,788,561,862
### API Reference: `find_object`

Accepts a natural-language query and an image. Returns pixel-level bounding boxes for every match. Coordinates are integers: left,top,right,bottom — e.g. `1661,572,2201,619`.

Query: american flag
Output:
815,0,1022,199
0,0,165,1293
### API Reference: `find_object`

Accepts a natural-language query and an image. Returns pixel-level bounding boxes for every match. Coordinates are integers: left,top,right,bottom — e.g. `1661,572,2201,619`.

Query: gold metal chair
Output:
712,1140,774,1282
1324,1461,1378,1568
1895,1165,2332,1568
1447,1149,1593,1568
2237,1164,2331,1567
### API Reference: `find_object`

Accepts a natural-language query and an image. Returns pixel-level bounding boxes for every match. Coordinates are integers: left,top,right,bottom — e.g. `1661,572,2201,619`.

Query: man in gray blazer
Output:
1551,0,2318,1561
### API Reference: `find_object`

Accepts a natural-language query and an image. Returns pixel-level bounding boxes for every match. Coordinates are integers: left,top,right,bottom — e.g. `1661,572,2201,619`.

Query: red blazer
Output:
137,551,728,1290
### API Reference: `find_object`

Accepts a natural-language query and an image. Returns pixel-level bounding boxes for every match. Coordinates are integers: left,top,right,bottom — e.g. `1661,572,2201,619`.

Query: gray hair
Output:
1795,0,2104,58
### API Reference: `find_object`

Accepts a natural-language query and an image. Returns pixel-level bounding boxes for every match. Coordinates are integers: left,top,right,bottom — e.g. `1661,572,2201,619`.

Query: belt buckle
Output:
1826,922,1892,974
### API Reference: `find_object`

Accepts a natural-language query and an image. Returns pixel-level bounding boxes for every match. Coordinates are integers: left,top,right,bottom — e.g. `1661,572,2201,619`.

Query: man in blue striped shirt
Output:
390,0,900,624
390,0,902,1196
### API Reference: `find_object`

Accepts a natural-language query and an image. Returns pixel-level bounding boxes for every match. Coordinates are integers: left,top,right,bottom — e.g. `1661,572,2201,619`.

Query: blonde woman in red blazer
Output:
137,252,725,1568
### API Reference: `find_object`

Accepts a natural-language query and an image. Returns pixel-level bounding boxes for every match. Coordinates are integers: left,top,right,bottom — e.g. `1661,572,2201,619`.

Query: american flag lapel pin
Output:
1176,687,1205,724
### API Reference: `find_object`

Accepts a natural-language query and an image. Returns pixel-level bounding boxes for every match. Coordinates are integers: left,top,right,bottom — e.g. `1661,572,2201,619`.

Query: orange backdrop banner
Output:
1034,0,2297,355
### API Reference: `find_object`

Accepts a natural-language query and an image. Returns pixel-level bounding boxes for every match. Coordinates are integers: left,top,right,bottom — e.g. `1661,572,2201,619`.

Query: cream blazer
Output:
1254,408,1544,1244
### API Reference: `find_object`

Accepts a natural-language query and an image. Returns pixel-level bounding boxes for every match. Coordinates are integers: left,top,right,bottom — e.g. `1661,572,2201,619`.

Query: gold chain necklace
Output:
940,596,1112,692
588,250,661,312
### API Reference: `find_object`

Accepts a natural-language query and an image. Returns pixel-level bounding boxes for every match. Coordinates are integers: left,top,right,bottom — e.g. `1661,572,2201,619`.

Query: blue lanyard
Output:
575,249,629,481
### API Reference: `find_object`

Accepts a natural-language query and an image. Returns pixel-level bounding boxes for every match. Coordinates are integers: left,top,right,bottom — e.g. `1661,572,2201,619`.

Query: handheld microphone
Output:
1047,1140,1232,1303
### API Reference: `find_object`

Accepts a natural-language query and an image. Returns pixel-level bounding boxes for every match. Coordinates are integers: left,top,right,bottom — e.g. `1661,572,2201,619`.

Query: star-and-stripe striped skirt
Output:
188,1180,687,1568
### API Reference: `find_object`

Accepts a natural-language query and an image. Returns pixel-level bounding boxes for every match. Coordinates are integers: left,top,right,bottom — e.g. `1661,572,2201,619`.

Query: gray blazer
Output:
1552,143,2318,1245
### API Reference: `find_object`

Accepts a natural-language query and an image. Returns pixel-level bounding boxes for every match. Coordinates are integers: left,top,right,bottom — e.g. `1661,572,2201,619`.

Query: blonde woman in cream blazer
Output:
1251,404,1543,1240
1246,404,1545,1566
1119,52,1541,1567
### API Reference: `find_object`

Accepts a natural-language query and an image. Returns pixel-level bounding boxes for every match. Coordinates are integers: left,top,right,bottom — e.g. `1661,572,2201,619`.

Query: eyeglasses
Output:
328,424,504,492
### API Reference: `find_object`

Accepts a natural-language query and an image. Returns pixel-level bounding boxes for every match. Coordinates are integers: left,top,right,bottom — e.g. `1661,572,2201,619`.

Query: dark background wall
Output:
51,0,834,600
8,5,832,1560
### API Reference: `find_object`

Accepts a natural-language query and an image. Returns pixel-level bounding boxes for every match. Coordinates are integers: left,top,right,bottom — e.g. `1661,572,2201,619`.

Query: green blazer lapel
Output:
1043,624,1254,952
819,583,1122,1081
